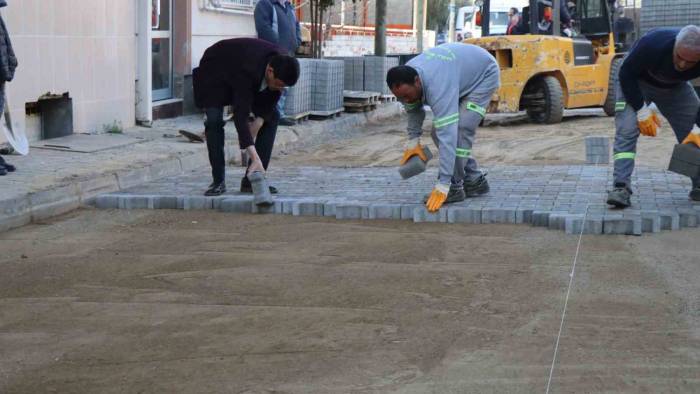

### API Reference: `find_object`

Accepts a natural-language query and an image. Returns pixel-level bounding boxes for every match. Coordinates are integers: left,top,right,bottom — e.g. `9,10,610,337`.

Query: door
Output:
152,0,172,101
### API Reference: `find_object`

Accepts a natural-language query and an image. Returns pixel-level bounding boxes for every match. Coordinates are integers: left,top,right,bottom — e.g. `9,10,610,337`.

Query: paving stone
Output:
447,207,482,224
401,204,422,220
220,197,253,213
95,195,120,209
119,195,153,210
293,200,325,216
336,204,369,220
564,215,603,235
181,196,213,210
413,207,447,223
531,211,550,227
369,204,402,220
481,208,516,224
641,211,662,233
152,196,179,210
603,216,642,235
659,211,680,231
677,208,699,227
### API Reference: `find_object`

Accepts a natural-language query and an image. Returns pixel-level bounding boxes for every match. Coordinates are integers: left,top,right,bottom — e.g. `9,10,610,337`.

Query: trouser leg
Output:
204,106,226,184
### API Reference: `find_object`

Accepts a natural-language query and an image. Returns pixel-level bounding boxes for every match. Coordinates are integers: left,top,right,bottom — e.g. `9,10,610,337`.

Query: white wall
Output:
2,0,137,141
322,32,435,57
190,2,257,70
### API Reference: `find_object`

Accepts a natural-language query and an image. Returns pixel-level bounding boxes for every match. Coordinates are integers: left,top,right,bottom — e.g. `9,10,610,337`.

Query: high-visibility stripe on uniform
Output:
433,113,459,128
456,148,471,158
465,101,486,117
404,102,420,111
615,101,626,112
614,152,636,160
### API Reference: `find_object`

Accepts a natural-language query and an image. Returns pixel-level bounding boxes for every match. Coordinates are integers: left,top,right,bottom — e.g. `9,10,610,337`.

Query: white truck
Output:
455,0,529,39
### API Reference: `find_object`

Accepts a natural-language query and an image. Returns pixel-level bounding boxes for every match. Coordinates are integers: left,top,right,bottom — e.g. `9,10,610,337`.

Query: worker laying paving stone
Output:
192,37,300,198
608,25,700,208
386,43,500,213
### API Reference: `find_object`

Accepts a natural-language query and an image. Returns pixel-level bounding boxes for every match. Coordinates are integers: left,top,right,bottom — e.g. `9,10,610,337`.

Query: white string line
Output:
545,155,602,394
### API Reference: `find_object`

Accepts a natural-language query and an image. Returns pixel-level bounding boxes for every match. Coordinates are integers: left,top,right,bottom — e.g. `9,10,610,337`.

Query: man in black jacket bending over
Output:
193,38,300,196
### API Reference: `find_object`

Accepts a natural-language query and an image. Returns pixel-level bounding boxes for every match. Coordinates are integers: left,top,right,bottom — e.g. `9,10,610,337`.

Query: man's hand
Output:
245,145,265,175
682,125,700,148
425,183,450,212
400,138,428,165
637,103,662,137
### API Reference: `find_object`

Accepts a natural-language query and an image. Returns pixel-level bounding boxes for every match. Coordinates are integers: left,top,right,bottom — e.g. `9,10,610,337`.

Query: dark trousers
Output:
204,107,279,184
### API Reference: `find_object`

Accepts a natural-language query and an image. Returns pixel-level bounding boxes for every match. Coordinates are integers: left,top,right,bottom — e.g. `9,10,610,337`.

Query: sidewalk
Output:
0,103,402,232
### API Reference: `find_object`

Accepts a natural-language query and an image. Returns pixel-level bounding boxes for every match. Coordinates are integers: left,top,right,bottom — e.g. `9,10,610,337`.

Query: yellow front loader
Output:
466,0,624,124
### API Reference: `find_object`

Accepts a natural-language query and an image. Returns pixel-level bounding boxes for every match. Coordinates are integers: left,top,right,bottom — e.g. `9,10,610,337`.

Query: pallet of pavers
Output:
363,56,399,96
309,59,345,119
343,90,381,113
283,59,313,124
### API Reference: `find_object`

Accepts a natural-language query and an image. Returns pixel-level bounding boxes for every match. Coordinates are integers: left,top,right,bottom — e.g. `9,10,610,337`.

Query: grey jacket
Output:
0,7,17,82
404,43,500,185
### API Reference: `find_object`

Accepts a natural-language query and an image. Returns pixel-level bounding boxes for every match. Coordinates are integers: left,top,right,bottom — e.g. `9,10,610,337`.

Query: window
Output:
210,0,259,12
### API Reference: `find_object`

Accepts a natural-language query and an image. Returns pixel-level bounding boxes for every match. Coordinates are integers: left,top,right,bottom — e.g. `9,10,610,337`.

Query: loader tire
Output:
526,76,564,124
603,58,623,117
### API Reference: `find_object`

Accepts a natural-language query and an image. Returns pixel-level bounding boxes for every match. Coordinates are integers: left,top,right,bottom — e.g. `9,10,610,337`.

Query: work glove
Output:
400,138,428,165
682,125,700,148
637,103,662,137
425,183,450,212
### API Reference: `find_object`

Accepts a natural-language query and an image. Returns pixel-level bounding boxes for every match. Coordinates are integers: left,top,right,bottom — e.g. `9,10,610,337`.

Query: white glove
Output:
404,137,421,149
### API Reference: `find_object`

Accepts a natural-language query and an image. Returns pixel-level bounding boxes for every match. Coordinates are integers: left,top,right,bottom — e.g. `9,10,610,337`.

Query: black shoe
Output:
279,117,295,126
422,185,466,204
204,182,226,196
0,166,6,176
464,174,490,197
606,183,632,208
690,187,700,202
240,177,278,194
2,163,15,172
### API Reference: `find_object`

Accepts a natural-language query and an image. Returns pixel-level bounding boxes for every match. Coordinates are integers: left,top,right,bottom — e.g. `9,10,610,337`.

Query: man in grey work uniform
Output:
607,25,700,208
386,43,500,212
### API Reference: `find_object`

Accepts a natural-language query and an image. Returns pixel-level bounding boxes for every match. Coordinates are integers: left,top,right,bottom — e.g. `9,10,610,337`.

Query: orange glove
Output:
682,125,700,148
425,183,449,212
400,140,429,165
637,103,662,137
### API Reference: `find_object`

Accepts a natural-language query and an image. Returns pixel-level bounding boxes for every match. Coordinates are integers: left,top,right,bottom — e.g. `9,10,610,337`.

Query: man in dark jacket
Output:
193,38,300,196
0,0,17,176
254,0,302,126
607,26,700,208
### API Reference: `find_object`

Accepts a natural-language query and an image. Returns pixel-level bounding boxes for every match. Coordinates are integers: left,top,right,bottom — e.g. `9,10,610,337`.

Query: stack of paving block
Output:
309,59,345,115
640,0,700,35
332,57,364,91
585,136,609,164
363,56,399,95
283,58,313,118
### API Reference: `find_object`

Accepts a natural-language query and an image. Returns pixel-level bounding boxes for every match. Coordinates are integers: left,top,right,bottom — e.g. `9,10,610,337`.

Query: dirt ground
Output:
278,110,680,169
1,209,699,393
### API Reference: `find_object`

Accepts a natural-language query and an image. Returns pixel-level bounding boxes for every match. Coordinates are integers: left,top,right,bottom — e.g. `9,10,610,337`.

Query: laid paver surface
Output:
94,164,700,235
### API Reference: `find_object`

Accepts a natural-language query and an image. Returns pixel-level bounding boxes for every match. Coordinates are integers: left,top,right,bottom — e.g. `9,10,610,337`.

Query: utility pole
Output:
416,0,425,52
447,0,456,43
375,0,387,55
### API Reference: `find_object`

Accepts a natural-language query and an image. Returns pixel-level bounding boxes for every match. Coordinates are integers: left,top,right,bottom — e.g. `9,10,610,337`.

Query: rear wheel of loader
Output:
525,76,564,124
603,58,623,116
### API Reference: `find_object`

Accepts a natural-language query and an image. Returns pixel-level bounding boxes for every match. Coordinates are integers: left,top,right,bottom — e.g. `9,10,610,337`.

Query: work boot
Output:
463,174,490,197
240,177,278,194
204,182,226,196
606,183,632,208
689,187,700,201
423,185,466,204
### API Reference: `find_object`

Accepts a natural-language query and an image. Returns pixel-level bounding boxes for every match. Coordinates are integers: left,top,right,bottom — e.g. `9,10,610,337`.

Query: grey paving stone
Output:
413,207,447,223
401,204,422,220
641,211,662,233
369,204,402,220
659,211,680,231
220,197,253,213
677,208,699,227
95,195,120,209
481,208,516,224
152,196,179,210
119,195,153,210
293,201,325,216
181,196,213,210
447,207,482,224
531,211,550,227
336,204,369,220
603,216,642,235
